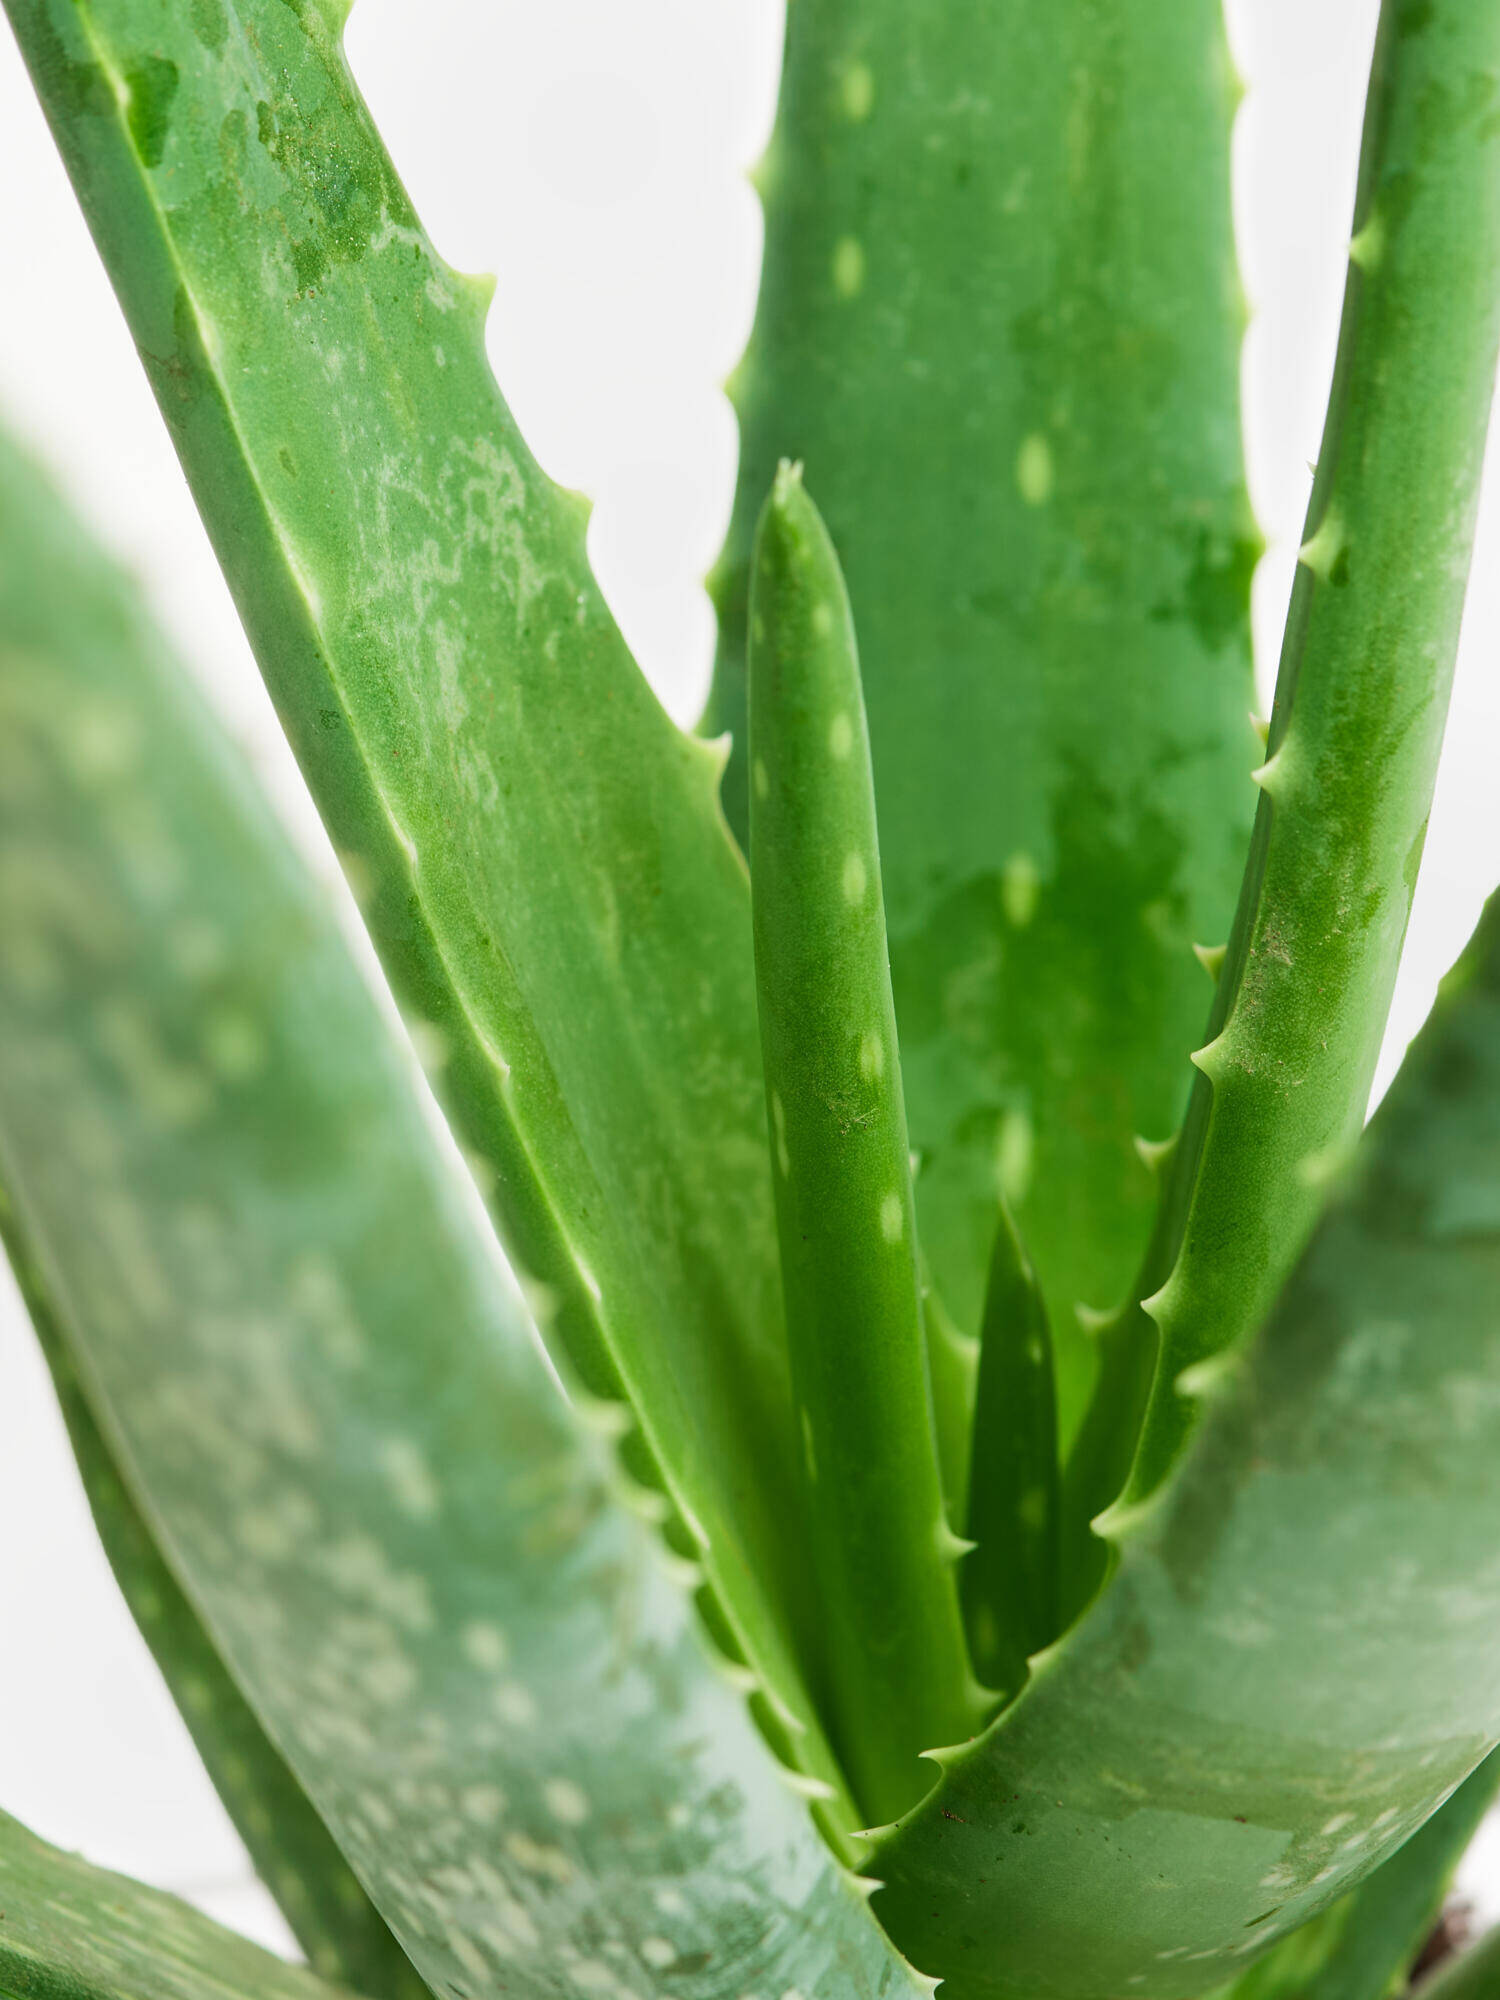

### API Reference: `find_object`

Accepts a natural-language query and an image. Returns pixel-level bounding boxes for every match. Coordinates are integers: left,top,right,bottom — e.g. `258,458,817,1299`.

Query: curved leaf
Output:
0,1805,358,2000
707,0,1258,1432
5,1214,424,2000
870,884,1500,1997
0,433,918,2000
1,0,847,1821
0,423,415,1995
1214,1748,1500,2000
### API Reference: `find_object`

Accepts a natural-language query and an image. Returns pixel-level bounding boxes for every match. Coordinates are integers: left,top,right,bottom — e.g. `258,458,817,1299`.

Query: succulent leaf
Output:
960,1210,1060,1699
0,1806,360,2000
1096,0,1500,1523
747,463,983,1825
870,877,1500,1997
1,0,851,1829
3,1212,421,2000
709,0,1259,1438
0,427,918,2000
1214,1748,1500,2000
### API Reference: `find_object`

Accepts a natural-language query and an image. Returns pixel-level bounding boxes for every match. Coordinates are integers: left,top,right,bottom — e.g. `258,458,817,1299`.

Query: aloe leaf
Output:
1104,0,1500,1517
747,463,982,1826
1213,1748,1500,2000
869,878,1500,1997
0,430,920,2000
3,1201,422,2000
960,1210,1059,1699
0,1804,359,2000
1,0,849,1821
0,423,413,1988
708,0,1259,1435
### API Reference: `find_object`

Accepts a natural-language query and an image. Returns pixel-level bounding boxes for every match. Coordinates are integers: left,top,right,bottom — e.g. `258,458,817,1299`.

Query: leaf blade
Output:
1100,0,1500,1523
960,1211,1059,1699
1215,1748,1500,2000
0,1805,360,2000
747,464,981,1824
709,0,1258,1432
869,881,1500,1997
3,1210,423,2000
1,0,845,1820
0,427,917,2000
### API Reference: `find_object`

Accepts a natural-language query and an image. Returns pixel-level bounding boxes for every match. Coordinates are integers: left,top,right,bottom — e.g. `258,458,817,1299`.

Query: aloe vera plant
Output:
5,0,1500,1995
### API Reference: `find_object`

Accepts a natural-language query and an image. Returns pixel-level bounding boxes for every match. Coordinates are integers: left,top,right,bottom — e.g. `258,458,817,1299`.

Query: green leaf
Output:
3,1205,422,2000
0,422,412,1988
1100,0,1500,1521
0,1804,358,2000
747,464,982,1826
2,0,849,1824
707,0,1259,1436
0,427,921,2000
1213,1748,1500,2000
869,879,1500,1998
961,1210,1059,1699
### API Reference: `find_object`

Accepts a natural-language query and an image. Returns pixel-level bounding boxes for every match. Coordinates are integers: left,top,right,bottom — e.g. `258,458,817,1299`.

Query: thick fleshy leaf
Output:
746,464,981,1825
2,0,846,1818
5,1215,422,2000
961,1211,1059,1699
1081,0,1500,1542
0,1805,357,2000
0,429,920,2000
0,423,411,1991
1214,1748,1500,2000
870,885,1500,1997
707,0,1258,1433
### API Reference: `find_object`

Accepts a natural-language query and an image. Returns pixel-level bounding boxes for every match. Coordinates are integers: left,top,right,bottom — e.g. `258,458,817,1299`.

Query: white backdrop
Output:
2,0,1499,1959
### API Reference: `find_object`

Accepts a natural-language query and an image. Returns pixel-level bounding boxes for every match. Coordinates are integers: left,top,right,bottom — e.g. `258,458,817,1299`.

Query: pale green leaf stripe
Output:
871,884,1500,1997
0,435,920,2000
2,0,847,1823
747,465,981,1827
5,1210,424,2000
0,1805,360,2000
1113,0,1500,1513
709,0,1258,1439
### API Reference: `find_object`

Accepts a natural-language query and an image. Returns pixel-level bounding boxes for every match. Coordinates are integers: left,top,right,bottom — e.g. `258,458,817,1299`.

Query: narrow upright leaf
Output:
1107,0,1500,1514
2,0,846,1818
748,463,982,1827
710,1,1258,1434
961,1211,1060,1698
